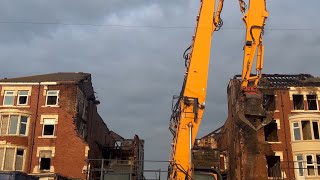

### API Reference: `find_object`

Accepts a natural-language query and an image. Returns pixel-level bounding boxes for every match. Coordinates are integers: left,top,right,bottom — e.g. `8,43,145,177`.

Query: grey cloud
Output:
0,0,319,176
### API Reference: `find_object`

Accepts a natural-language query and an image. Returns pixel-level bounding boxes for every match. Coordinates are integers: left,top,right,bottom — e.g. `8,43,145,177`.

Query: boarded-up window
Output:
1,115,9,135
0,148,4,169
8,115,19,135
293,95,304,110
3,148,15,170
302,121,312,140
15,149,24,171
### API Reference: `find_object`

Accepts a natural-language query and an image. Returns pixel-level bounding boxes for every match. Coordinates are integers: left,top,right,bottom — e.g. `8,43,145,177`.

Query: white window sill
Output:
38,136,57,139
1,105,15,107
0,105,30,108
41,105,60,108
291,110,305,112
292,139,320,142
0,134,28,137
16,105,30,107
267,141,282,144
291,110,320,112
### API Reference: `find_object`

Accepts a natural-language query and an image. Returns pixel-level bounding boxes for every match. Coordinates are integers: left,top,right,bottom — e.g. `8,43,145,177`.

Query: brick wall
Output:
0,79,112,179
216,80,295,179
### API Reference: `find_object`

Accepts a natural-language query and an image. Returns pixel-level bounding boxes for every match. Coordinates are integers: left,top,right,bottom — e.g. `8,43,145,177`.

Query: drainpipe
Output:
28,82,41,173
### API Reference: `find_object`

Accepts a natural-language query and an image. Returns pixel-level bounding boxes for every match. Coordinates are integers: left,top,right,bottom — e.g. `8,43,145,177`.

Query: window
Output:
15,149,24,171
266,156,281,177
317,155,320,176
293,121,320,141
42,119,55,137
46,90,59,106
17,91,28,105
1,115,9,135
3,91,14,106
0,115,28,136
313,121,320,140
296,155,304,176
264,94,276,111
8,115,19,135
19,116,28,135
307,95,318,110
302,121,312,140
39,150,52,171
4,148,15,170
0,148,24,171
293,95,304,110
264,120,278,142
307,155,315,176
293,122,301,140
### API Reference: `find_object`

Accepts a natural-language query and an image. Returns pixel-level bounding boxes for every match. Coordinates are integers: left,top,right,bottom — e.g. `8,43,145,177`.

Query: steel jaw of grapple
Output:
235,92,273,132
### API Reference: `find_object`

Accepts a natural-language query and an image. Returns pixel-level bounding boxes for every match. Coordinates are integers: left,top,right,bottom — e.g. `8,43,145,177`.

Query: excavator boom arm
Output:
241,0,268,91
168,0,224,179
168,0,268,179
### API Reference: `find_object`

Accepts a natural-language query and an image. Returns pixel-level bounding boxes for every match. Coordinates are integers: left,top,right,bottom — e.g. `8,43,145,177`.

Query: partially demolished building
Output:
0,72,145,180
86,131,144,180
202,74,320,180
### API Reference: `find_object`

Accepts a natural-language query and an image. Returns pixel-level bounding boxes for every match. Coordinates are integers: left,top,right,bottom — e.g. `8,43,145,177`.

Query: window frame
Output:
301,120,313,140
295,154,304,176
292,94,305,110
3,90,15,106
0,147,25,171
45,90,59,106
316,154,320,176
39,150,52,171
307,94,319,110
312,121,320,140
264,120,279,142
293,122,302,141
306,154,316,176
19,116,28,136
292,120,320,141
41,119,56,137
17,90,29,106
14,149,24,171
8,115,19,135
0,114,29,136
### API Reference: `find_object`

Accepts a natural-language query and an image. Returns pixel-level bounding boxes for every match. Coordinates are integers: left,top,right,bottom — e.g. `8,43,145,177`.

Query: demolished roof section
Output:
233,74,320,88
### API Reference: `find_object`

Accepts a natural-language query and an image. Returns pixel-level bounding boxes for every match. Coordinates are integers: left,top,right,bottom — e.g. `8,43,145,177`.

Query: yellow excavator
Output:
168,0,269,179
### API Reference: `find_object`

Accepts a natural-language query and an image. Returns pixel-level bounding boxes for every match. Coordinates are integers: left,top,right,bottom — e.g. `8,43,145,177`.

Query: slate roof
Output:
0,72,90,83
233,74,320,88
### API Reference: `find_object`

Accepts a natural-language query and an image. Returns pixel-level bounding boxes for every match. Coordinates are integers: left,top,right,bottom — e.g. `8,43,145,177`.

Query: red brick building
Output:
201,74,320,180
0,72,113,179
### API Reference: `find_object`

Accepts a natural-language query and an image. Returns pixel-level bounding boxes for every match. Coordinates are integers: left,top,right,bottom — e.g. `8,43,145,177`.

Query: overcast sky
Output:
0,0,319,176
